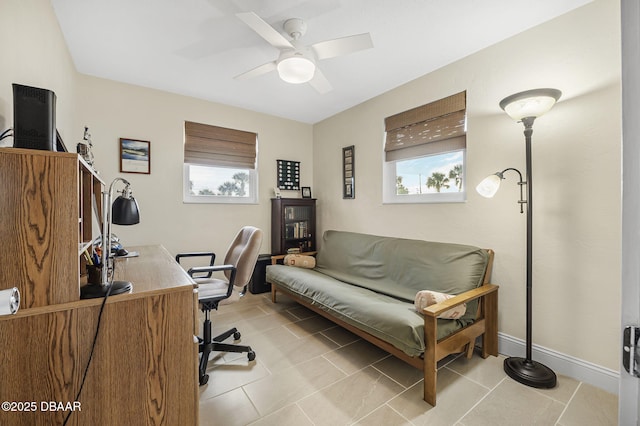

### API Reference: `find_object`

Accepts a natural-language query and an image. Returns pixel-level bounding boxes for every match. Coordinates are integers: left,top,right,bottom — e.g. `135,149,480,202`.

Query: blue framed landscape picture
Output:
120,138,150,174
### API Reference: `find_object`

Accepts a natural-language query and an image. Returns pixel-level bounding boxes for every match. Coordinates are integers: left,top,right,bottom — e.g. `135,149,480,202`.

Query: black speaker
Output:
12,83,57,151
248,254,273,294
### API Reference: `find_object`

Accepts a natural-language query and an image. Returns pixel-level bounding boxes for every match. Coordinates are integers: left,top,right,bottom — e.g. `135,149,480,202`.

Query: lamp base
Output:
80,281,133,299
504,357,556,388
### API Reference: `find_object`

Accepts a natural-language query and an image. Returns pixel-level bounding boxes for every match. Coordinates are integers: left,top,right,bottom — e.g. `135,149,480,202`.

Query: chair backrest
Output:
223,226,263,288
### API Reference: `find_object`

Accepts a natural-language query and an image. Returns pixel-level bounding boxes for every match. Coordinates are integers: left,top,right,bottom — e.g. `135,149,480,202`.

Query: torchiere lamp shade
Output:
499,88,561,120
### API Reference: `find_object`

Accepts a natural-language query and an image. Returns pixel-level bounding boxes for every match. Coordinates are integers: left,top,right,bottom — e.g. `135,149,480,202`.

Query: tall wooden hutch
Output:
0,148,198,425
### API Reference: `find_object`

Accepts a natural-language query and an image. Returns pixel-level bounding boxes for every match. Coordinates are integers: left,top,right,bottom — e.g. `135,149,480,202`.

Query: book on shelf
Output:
285,221,309,239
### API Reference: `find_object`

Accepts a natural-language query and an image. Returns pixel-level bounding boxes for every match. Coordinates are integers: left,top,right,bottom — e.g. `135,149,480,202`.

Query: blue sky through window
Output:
395,150,463,194
188,165,251,197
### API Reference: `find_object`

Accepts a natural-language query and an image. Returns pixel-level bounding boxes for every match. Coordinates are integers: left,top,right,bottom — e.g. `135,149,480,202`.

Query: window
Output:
383,91,466,203
183,121,258,204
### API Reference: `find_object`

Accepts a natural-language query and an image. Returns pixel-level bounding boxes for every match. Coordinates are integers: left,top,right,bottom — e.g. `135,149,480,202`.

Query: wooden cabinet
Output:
271,198,316,254
0,147,198,424
0,246,198,426
0,147,102,308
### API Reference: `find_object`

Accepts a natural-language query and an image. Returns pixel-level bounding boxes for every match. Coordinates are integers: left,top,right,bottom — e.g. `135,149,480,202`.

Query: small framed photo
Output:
120,138,150,174
301,186,312,198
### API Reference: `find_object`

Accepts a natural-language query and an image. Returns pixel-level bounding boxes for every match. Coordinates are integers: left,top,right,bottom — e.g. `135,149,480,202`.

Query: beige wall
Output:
0,0,77,145
0,0,623,374
314,0,621,370
75,74,313,257
0,0,313,260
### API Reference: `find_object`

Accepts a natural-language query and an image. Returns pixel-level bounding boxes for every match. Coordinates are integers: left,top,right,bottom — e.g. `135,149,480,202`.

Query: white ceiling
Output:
51,0,592,124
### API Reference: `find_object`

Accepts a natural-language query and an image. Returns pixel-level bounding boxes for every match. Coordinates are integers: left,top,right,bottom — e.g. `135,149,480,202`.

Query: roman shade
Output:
184,121,257,169
384,91,466,162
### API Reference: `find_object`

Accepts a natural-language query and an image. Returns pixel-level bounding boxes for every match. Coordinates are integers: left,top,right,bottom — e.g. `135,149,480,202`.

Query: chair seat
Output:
196,277,241,305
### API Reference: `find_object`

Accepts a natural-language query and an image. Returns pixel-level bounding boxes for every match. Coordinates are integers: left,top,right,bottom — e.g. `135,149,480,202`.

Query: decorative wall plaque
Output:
343,145,355,199
277,159,300,190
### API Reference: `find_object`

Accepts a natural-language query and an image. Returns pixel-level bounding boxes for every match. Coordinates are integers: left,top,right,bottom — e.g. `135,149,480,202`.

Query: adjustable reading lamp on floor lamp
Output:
476,88,561,388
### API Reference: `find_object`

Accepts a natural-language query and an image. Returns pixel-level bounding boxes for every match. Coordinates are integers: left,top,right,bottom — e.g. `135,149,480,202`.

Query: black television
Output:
12,83,57,151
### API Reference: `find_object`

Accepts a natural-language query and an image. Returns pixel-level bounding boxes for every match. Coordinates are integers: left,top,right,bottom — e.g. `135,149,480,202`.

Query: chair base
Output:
198,321,256,386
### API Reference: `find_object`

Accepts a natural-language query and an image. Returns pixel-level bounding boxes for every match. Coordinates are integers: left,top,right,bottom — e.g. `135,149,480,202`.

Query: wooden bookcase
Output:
0,147,103,308
271,198,316,254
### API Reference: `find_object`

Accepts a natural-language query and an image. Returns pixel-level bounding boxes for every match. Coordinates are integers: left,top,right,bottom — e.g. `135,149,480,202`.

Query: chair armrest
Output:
176,251,216,278
422,284,499,318
188,264,235,278
189,265,238,300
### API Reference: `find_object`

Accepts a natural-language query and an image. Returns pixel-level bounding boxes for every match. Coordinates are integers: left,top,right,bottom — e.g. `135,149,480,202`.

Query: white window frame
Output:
382,149,466,204
183,164,258,204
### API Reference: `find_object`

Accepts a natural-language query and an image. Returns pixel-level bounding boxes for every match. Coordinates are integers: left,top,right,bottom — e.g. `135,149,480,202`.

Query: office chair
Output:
176,226,263,386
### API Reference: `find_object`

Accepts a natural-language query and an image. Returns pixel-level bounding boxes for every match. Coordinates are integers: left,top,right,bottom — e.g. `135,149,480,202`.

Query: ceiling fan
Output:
235,12,373,94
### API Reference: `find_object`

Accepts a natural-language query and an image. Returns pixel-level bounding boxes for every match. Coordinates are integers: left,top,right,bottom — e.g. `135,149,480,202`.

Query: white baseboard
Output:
498,332,620,395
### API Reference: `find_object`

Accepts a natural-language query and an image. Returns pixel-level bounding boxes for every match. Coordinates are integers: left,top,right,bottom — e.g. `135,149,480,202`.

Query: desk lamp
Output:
476,88,561,388
80,177,140,299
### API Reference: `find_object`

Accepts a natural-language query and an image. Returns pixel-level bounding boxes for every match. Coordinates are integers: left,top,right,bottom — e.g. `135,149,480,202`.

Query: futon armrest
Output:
176,251,216,278
422,284,498,318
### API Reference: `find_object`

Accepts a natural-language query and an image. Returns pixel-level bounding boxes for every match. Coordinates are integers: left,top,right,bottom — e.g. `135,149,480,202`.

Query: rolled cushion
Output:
414,290,466,319
284,254,316,269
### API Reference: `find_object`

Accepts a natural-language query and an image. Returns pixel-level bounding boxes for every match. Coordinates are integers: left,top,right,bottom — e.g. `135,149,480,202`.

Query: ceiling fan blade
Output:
312,33,373,60
236,12,293,50
234,61,277,80
308,68,333,94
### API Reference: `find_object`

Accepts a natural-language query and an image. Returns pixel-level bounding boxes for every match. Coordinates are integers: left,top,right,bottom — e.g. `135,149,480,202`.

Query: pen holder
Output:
86,264,103,285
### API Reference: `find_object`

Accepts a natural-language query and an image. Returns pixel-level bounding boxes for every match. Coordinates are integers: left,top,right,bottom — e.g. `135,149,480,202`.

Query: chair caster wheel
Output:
199,374,209,386
233,331,241,340
248,351,256,361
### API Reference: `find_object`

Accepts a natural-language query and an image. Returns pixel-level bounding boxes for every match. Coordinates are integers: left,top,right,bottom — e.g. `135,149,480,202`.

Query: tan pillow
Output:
414,290,466,319
284,254,316,269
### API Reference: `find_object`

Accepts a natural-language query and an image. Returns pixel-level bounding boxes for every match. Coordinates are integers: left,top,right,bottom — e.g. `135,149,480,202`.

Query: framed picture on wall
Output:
120,138,151,174
343,145,355,199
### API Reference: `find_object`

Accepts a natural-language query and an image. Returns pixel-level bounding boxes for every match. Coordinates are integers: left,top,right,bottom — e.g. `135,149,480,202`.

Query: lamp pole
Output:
523,116,534,363
503,115,557,388
101,177,131,285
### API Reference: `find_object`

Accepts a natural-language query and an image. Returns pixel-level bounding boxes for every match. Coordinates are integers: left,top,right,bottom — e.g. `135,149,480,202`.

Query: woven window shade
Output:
384,91,466,161
184,121,257,169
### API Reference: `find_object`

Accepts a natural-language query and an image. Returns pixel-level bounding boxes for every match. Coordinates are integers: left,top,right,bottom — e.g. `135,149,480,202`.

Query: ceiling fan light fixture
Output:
277,55,315,84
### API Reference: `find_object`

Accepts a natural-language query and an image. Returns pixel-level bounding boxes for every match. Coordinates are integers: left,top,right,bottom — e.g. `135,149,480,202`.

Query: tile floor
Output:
198,292,618,426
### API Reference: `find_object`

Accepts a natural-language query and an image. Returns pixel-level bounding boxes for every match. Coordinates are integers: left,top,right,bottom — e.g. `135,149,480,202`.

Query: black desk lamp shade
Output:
112,195,140,225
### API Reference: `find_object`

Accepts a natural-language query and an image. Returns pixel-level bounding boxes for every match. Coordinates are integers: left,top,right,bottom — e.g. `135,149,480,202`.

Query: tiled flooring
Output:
198,292,618,426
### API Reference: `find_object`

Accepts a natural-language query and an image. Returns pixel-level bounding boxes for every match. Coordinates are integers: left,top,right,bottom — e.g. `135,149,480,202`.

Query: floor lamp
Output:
476,88,561,388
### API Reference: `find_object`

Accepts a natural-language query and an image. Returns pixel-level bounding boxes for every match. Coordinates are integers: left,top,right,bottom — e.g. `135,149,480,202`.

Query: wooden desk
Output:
0,245,198,425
